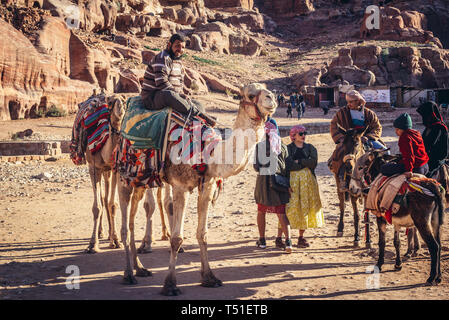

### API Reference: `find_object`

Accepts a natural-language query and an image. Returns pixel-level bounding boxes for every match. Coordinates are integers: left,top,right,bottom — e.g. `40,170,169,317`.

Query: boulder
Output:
141,50,158,64
261,0,314,17
322,66,376,87
0,19,94,120
223,12,265,32
184,68,209,93
329,48,353,68
229,34,262,56
293,67,324,89
114,69,143,93
189,34,204,52
199,72,239,95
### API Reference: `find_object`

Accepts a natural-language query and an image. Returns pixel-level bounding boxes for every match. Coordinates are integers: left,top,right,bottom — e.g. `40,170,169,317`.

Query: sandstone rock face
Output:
204,0,253,10
69,31,113,91
360,6,442,48
326,45,449,88
43,0,117,33
0,18,93,120
262,0,314,17
33,16,71,76
223,11,265,32
192,21,262,56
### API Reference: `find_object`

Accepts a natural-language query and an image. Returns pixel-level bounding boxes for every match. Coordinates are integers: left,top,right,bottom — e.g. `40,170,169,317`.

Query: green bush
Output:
45,105,67,118
192,55,222,66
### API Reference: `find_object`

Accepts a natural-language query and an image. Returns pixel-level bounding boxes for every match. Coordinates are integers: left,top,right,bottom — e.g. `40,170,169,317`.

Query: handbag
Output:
269,174,290,193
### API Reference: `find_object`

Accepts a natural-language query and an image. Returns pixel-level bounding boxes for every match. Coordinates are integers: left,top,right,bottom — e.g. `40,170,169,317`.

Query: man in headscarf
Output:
417,101,448,174
329,90,384,189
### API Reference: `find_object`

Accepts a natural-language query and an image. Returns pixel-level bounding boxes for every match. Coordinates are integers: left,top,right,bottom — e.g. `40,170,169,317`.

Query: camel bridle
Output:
240,91,268,123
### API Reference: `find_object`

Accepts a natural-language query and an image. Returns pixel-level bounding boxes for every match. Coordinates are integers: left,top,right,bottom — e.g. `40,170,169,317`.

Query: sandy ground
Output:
1,103,449,301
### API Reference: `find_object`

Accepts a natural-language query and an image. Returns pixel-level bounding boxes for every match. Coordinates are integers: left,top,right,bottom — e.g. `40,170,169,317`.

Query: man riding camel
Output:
140,33,216,127
329,89,385,191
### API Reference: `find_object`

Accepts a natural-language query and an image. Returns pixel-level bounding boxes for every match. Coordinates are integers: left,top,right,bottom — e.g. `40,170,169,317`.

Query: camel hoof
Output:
336,232,343,237
137,246,153,254
161,235,169,241
109,240,122,249
394,264,402,271
201,274,223,288
353,241,360,248
123,272,138,285
85,245,102,254
136,268,152,277
161,285,181,296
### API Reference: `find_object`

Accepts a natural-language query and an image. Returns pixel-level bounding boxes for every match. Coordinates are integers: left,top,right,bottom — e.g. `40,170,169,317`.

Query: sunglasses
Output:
297,132,307,136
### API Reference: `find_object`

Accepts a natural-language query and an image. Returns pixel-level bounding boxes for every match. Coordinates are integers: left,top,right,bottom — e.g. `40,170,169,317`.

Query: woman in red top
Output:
380,113,429,177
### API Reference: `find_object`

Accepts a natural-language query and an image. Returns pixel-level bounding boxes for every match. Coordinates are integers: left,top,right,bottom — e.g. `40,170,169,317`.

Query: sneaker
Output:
275,237,285,249
285,239,293,254
256,238,266,249
297,237,310,248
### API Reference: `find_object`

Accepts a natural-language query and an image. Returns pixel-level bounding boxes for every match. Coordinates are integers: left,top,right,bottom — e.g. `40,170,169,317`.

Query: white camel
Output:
116,83,277,295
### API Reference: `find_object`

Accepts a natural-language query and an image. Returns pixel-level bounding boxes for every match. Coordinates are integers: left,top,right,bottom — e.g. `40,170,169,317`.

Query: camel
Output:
116,83,277,295
82,95,126,253
350,150,445,285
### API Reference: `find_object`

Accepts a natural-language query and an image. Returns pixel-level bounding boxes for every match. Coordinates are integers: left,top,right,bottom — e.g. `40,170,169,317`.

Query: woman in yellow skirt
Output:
285,125,324,248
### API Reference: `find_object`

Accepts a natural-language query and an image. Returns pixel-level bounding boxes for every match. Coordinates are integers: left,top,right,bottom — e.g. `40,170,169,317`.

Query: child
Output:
380,113,429,177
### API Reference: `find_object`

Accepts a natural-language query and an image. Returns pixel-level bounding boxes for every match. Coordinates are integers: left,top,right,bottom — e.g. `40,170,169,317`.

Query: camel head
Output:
106,94,126,131
240,83,277,123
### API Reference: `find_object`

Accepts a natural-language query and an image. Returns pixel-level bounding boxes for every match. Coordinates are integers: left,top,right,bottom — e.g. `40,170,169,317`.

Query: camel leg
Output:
393,228,402,270
103,170,121,249
139,188,155,254
405,228,416,258
376,217,387,272
161,186,188,296
130,187,152,277
157,187,170,240
197,180,222,288
86,165,103,253
350,195,360,247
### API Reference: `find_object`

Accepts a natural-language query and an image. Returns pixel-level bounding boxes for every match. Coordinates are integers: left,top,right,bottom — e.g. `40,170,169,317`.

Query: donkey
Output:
350,150,445,285
332,124,366,247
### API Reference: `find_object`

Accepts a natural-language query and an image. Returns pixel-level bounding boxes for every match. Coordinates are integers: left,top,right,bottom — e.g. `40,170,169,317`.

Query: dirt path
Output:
1,107,449,301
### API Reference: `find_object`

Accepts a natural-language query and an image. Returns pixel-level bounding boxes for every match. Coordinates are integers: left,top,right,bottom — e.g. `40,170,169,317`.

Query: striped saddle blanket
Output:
70,95,110,165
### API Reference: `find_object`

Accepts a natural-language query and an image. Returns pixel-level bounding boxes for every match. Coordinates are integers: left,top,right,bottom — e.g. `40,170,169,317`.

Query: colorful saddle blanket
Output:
120,96,171,150
70,94,110,165
115,97,222,188
366,174,441,224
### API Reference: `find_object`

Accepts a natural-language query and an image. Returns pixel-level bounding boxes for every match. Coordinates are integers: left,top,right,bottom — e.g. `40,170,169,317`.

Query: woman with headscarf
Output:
253,118,293,253
285,125,324,248
417,101,448,174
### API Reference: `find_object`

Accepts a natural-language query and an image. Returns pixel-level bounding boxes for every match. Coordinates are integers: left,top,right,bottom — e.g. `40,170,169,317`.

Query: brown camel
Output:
83,95,126,253
116,83,277,295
